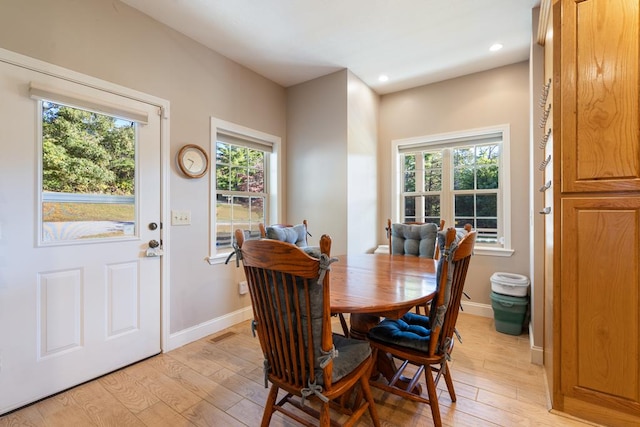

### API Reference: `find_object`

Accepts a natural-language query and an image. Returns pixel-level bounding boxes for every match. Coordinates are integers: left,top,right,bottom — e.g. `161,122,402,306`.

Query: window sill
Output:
473,247,514,257
206,250,235,265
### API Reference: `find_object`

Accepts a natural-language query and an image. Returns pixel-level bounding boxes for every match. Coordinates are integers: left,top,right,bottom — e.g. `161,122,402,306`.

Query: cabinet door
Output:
559,0,640,192
561,197,640,420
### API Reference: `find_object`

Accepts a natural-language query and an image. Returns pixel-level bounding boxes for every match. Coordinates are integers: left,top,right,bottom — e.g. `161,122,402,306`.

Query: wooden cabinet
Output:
558,0,640,193
550,0,640,425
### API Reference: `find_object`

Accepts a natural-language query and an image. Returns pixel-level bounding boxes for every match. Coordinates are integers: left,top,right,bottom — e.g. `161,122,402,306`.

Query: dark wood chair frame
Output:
368,227,477,427
235,229,380,427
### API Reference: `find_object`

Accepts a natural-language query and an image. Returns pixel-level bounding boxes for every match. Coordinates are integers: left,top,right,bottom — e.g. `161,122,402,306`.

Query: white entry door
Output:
0,56,162,414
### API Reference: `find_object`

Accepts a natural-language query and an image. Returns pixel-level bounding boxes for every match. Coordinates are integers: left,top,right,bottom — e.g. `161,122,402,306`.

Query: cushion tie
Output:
224,242,243,267
440,336,453,361
318,345,338,369
301,379,328,404
317,253,338,285
251,319,258,337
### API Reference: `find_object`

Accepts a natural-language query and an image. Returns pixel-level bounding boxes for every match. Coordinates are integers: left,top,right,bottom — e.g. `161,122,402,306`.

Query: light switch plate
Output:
171,210,191,225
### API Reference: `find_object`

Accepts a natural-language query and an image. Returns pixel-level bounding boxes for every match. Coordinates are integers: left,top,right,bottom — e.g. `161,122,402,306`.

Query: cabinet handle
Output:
539,128,552,149
539,180,552,192
538,155,551,171
539,207,551,215
539,104,552,128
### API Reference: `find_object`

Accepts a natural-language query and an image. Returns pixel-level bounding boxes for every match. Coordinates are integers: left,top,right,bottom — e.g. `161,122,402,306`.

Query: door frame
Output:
0,47,171,352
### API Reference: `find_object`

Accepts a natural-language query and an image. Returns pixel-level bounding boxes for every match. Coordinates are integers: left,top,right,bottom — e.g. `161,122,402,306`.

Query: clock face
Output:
178,145,208,178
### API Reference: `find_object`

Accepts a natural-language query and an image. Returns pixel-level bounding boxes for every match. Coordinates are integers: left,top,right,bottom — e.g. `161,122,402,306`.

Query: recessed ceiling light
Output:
490,43,503,52
378,74,389,82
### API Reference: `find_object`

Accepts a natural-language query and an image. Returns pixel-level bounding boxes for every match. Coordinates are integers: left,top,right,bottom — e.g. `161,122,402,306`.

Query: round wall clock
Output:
177,144,209,178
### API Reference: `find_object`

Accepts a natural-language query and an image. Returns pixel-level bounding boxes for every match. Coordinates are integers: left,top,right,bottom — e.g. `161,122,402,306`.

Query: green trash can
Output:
490,291,528,335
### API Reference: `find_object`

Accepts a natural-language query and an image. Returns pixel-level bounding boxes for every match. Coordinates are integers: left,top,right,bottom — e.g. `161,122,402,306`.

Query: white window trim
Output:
206,117,281,264
391,124,514,257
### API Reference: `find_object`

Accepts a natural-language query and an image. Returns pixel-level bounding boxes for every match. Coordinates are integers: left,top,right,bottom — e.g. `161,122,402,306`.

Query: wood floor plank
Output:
180,400,246,427
147,354,244,411
123,363,201,414
98,369,160,414
67,381,145,426
207,367,271,406
0,405,46,426
135,401,197,427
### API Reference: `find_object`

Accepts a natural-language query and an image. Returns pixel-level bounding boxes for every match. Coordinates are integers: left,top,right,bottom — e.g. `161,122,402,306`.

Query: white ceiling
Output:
121,0,540,94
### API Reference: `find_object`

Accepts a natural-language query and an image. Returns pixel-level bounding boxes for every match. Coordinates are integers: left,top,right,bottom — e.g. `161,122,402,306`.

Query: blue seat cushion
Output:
367,312,432,352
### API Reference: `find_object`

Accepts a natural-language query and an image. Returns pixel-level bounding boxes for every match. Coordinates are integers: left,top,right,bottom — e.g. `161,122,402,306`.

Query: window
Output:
39,101,137,243
208,118,281,263
392,125,513,256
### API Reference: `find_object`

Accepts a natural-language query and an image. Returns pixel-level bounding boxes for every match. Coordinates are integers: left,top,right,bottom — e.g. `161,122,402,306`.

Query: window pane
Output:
216,165,230,190
216,194,232,248
404,196,417,218
456,218,474,229
453,147,474,167
477,218,498,229
230,166,246,191
216,142,231,163
477,165,499,189
404,171,416,192
424,195,440,217
477,144,500,164
41,102,136,242
454,167,474,190
476,194,497,217
424,152,442,169
455,195,474,217
424,169,441,191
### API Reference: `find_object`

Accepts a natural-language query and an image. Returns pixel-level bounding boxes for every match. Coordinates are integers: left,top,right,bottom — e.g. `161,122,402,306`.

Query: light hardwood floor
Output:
0,313,599,426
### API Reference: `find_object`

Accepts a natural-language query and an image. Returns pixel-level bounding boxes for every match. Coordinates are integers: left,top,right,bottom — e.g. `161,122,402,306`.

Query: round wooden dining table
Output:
329,253,438,339
328,253,438,392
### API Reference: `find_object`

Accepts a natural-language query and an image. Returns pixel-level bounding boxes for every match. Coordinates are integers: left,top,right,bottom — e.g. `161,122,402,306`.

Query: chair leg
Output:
423,366,442,427
442,361,456,402
338,313,350,338
261,384,279,427
320,401,331,426
360,373,381,426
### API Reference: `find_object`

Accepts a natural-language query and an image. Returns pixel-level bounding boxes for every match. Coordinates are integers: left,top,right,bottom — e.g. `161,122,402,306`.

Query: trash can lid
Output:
490,272,529,286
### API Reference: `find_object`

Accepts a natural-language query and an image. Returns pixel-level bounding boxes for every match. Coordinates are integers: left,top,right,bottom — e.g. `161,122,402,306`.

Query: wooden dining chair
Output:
367,226,477,427
386,218,446,315
259,219,310,247
234,229,380,427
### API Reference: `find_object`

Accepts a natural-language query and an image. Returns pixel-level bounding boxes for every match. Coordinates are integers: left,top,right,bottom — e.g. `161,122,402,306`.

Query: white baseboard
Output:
461,300,493,318
529,323,544,365
165,306,254,352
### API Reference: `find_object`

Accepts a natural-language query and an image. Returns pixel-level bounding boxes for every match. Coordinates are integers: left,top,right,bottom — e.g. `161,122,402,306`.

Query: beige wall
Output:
0,0,287,338
286,71,349,253
286,71,380,255
378,62,531,312
347,71,380,254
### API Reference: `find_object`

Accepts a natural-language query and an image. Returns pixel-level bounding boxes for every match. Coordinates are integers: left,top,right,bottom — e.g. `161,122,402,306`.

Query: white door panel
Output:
0,59,161,414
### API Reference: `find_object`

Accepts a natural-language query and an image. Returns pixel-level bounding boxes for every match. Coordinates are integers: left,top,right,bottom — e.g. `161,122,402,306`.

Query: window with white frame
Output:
209,118,280,263
393,125,512,256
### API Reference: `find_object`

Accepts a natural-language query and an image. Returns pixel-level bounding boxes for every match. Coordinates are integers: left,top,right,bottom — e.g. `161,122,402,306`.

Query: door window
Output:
40,102,137,243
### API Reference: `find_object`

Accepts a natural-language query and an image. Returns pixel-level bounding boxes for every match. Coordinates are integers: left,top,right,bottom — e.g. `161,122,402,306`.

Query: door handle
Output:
146,239,163,257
